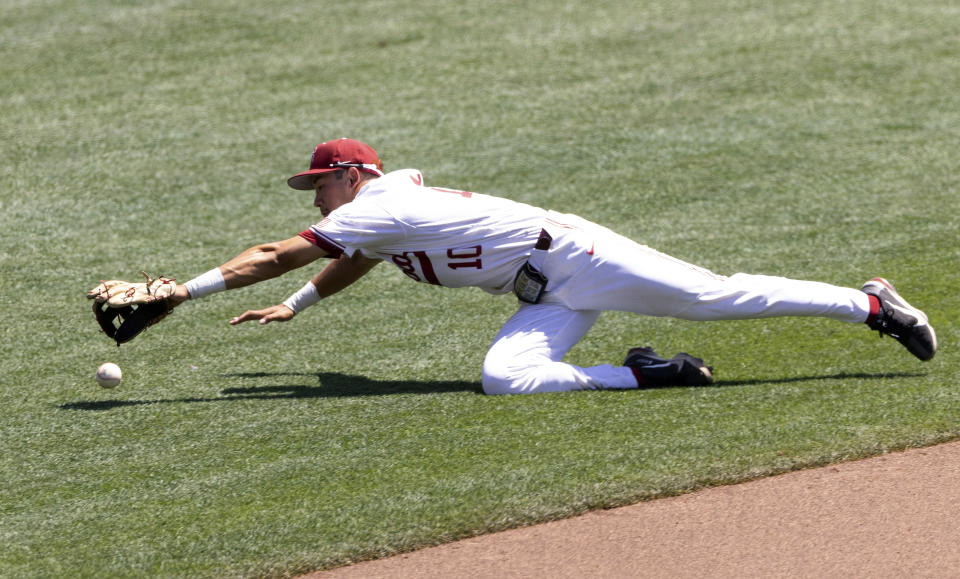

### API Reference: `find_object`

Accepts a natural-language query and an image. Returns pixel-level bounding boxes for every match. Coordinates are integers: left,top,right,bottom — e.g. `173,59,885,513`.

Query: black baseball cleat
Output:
861,277,937,361
624,346,714,387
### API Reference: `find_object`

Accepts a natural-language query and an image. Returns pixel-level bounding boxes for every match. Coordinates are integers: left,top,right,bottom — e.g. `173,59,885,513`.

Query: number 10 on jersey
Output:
390,246,483,285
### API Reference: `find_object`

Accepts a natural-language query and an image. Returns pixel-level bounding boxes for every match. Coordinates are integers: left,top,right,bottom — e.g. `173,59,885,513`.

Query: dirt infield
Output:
311,439,960,578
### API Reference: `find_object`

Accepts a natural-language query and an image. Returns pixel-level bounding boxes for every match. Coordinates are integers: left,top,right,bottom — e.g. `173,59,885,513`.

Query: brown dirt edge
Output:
306,439,960,578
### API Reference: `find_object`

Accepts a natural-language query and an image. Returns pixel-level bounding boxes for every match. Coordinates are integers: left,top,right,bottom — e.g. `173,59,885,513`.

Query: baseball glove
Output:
87,271,177,345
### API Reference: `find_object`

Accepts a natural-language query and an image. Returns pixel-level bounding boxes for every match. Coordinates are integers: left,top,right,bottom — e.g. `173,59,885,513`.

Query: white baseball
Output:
96,362,122,388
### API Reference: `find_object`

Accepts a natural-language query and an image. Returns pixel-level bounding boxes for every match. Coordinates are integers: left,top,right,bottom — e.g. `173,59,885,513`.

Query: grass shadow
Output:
223,371,482,397
60,372,481,411
715,371,927,387
59,371,923,411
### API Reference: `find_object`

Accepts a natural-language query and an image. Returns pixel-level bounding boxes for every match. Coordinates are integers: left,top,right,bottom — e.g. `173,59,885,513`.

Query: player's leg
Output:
544,222,934,360
554,237,872,323
481,304,638,394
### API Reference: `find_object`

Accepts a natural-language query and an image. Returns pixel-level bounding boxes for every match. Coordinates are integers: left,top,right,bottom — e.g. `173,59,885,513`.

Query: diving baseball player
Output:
94,138,937,394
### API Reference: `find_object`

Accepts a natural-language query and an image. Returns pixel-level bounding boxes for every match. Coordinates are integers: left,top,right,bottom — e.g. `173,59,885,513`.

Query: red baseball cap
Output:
287,138,384,190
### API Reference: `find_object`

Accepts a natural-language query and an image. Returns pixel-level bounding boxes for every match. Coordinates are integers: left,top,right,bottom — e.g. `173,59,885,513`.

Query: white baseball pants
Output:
482,212,872,395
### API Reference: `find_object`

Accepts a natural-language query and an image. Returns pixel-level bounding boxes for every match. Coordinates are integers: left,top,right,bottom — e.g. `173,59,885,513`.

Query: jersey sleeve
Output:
297,222,345,258
298,201,405,259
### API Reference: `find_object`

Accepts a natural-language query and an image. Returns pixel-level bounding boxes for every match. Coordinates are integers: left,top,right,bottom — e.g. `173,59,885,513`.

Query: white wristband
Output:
282,281,321,314
183,268,227,299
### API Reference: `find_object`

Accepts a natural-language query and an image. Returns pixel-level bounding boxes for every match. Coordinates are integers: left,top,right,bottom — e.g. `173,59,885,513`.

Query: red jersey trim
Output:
298,229,344,258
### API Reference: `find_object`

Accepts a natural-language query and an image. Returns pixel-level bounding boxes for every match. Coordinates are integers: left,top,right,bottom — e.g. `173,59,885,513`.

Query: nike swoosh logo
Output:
587,242,595,256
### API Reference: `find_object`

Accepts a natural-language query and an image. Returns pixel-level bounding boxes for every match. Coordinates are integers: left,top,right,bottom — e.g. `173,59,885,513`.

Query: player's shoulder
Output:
331,169,425,222
365,168,424,193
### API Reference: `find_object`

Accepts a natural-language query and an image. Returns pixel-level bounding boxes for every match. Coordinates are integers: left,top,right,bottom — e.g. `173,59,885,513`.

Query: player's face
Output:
312,171,355,217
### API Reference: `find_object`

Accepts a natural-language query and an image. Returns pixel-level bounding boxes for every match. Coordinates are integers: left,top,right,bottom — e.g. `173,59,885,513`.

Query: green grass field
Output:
3,0,958,576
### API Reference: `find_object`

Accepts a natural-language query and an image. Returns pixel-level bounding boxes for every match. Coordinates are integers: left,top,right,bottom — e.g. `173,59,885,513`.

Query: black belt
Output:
534,228,552,250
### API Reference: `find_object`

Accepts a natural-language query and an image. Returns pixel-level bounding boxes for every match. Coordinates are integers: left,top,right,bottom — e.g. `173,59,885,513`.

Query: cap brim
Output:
287,168,339,190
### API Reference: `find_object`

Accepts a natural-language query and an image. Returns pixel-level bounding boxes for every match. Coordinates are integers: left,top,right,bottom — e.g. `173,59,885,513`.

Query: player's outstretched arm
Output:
229,251,380,326
217,236,329,289
88,236,333,343
167,235,329,308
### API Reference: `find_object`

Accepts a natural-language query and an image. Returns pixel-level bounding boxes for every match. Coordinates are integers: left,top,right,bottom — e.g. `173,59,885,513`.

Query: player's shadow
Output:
59,371,924,412
223,371,482,397
714,371,925,387
59,372,482,411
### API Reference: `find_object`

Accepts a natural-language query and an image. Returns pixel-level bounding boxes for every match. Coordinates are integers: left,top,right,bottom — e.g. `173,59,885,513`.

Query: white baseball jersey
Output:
298,169,547,294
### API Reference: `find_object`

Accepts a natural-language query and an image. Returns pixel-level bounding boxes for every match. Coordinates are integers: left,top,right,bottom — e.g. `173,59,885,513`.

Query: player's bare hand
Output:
229,304,295,326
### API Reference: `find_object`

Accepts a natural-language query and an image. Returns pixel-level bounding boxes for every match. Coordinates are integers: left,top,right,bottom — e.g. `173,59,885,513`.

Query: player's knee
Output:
481,356,533,395
481,360,516,395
